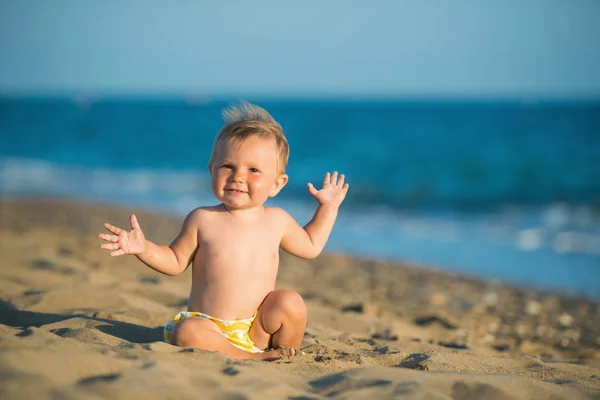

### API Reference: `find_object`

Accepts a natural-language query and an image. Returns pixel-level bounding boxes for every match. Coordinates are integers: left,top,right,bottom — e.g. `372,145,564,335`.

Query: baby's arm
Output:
280,171,349,259
98,210,200,276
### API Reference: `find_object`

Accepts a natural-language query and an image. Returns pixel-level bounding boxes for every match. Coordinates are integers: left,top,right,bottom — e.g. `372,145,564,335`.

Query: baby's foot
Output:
256,347,298,361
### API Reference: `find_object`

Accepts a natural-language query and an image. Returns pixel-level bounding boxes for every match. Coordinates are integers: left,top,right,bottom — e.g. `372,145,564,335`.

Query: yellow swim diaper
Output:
164,311,263,353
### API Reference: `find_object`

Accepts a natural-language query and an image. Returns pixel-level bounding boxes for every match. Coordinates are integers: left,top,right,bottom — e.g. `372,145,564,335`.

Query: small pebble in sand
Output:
558,313,574,327
484,292,499,306
526,301,542,315
488,321,500,333
516,322,532,338
536,325,547,337
455,329,468,339
559,329,580,343
482,334,495,344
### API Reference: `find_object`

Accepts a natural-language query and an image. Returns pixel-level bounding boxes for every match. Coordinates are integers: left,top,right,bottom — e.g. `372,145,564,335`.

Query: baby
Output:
98,102,349,360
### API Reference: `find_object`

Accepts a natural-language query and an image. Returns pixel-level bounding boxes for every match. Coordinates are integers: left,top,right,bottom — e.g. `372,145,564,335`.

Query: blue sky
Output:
1,1,599,98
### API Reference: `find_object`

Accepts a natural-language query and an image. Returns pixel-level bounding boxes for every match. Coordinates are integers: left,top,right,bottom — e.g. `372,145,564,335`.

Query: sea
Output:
1,96,599,298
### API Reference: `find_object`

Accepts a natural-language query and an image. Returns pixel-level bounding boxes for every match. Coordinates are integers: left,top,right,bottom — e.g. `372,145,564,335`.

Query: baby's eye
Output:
221,164,233,169
249,168,260,173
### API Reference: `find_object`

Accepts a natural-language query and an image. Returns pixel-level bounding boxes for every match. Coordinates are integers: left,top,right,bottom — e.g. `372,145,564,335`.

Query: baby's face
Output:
210,136,285,210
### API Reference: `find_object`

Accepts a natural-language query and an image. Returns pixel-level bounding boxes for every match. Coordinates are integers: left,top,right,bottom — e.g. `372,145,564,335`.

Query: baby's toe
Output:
280,347,298,356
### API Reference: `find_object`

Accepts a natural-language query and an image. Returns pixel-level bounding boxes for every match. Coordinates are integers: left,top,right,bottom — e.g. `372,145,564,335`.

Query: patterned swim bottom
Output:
164,311,263,353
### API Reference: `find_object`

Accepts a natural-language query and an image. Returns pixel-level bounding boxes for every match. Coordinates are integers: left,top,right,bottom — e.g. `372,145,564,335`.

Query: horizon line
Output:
2,91,600,104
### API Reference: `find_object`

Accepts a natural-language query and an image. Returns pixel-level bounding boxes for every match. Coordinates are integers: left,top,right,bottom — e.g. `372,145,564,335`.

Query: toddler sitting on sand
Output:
98,102,349,360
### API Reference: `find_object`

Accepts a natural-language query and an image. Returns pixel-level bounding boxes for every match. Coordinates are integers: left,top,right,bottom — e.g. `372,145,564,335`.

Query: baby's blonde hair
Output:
208,102,289,174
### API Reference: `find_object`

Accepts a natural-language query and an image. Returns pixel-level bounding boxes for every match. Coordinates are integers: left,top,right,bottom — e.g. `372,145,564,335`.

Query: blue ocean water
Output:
1,97,599,297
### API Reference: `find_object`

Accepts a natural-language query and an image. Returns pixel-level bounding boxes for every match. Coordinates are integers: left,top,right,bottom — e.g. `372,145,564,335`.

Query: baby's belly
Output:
187,277,275,320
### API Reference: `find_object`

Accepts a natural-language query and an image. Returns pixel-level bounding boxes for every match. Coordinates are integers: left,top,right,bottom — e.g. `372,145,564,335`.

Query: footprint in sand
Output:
77,373,121,386
222,366,240,376
30,259,75,275
395,353,431,371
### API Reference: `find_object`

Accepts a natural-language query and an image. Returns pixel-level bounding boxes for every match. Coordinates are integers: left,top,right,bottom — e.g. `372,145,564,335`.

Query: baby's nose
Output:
231,172,245,182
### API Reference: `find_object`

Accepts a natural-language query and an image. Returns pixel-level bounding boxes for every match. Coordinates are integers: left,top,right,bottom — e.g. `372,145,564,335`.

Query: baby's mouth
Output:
226,189,246,194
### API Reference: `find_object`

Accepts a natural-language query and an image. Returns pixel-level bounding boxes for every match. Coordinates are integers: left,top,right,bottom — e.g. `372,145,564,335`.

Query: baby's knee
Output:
277,290,307,320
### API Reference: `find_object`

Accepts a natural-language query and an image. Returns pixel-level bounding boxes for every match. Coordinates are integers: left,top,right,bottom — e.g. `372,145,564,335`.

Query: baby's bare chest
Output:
198,218,283,261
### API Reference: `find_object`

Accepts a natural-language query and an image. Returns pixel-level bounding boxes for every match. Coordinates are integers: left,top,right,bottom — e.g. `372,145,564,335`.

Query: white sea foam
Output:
0,157,210,202
543,202,571,230
516,229,544,251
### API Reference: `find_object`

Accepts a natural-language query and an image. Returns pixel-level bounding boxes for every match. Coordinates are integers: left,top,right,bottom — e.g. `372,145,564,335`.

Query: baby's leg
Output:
170,317,290,361
250,290,307,350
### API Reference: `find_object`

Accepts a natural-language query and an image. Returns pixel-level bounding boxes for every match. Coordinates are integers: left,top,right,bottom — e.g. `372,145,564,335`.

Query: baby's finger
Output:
307,182,318,196
97,233,118,242
100,243,120,251
104,223,122,235
331,171,339,184
343,183,350,193
323,172,331,186
110,249,125,257
130,214,141,231
337,174,345,188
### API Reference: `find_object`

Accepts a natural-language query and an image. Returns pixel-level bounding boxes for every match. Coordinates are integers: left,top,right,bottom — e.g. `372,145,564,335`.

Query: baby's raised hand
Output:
308,171,349,208
98,215,146,256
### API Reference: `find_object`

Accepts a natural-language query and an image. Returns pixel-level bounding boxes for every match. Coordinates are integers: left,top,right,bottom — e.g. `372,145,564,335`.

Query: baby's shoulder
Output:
264,206,293,223
184,205,223,224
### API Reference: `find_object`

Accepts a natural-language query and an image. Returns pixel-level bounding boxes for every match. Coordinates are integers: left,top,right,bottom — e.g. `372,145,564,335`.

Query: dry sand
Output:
1,197,599,399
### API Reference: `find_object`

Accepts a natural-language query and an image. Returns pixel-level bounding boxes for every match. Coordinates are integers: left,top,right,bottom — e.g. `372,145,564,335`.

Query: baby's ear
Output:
270,174,288,197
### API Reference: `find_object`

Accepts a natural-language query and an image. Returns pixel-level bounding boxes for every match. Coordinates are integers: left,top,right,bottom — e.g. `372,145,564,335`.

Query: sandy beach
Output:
1,197,599,399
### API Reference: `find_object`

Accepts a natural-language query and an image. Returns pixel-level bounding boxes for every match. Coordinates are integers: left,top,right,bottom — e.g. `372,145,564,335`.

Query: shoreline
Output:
1,196,599,398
